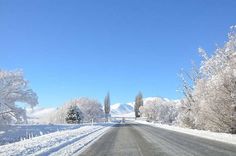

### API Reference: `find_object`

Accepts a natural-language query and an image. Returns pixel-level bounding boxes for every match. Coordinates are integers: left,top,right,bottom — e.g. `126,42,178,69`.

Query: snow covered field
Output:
0,123,115,156
0,124,83,145
135,120,236,145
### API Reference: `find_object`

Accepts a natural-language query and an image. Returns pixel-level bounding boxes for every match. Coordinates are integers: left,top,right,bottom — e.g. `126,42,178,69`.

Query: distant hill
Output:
27,107,55,124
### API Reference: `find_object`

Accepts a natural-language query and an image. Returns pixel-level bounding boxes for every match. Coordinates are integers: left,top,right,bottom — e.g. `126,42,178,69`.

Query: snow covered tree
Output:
178,26,236,133
0,69,38,124
78,97,104,122
65,105,82,124
139,97,179,124
104,92,110,122
134,92,143,118
49,97,104,124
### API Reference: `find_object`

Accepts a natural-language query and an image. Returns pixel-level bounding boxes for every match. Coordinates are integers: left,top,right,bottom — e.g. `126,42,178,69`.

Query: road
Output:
79,122,236,156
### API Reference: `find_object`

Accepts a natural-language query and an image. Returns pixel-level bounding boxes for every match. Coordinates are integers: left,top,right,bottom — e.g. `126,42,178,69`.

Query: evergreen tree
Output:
104,92,111,122
65,105,82,124
135,92,143,118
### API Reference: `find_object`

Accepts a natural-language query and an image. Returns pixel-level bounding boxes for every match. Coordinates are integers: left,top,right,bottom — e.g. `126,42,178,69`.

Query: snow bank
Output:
135,120,236,145
0,123,114,156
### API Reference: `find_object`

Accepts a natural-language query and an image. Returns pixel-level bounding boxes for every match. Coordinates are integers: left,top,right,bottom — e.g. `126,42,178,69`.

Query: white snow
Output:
135,120,236,145
110,103,121,110
127,102,134,108
0,123,114,156
112,112,135,118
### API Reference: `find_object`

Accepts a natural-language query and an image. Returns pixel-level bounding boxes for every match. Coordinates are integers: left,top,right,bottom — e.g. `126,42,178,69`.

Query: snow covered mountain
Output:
111,103,134,115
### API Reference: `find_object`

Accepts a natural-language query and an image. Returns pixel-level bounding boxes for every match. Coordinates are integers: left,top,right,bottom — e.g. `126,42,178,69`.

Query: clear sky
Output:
1,0,236,107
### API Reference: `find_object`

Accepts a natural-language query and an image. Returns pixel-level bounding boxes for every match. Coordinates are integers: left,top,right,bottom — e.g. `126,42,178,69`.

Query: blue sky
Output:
0,0,236,107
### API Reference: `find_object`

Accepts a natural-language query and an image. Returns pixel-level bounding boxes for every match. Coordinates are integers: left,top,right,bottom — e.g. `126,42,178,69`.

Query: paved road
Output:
79,123,236,156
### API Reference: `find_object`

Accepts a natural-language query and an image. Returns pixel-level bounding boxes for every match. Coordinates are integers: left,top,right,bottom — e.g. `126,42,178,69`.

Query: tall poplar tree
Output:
135,92,143,118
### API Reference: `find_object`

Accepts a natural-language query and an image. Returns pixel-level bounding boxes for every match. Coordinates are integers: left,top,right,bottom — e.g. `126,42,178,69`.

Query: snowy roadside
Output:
0,123,115,156
134,120,236,145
